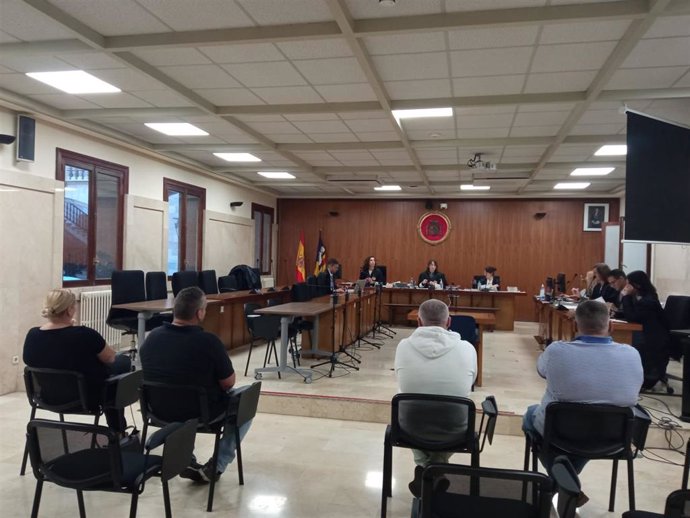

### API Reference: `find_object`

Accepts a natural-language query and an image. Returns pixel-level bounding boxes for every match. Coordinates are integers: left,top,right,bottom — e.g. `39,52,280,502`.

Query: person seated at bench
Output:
359,256,383,286
418,259,447,288
23,288,131,434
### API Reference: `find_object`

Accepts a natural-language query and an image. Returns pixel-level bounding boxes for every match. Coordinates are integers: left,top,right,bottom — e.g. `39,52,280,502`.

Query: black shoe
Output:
408,466,424,497
179,461,206,483
200,460,222,482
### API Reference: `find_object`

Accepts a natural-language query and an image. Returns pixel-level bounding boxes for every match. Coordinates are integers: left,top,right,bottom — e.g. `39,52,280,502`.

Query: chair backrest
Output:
111,270,146,304
231,381,262,428
449,315,478,345
306,275,319,298
391,393,476,452
218,275,238,293
267,298,282,307
24,367,92,414
665,295,690,329
250,313,282,341
171,270,199,296
418,463,556,518
665,489,690,518
140,381,212,426
145,271,168,300
292,282,311,302
151,419,197,482
542,402,634,459
198,269,219,295
377,265,387,284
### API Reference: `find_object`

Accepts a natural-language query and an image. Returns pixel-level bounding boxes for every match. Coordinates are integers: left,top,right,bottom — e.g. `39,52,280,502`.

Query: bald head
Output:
418,299,450,328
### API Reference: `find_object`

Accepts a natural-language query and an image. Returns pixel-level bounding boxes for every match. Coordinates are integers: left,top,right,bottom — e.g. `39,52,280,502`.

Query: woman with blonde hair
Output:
23,288,131,433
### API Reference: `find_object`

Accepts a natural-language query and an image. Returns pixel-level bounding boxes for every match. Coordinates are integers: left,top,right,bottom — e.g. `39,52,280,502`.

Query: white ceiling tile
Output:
194,88,264,105
252,85,323,104
136,0,254,30
345,0,442,18
134,48,212,66
644,15,690,39
540,20,631,44
455,127,510,138
293,57,368,85
221,61,306,87
199,43,284,64
159,65,242,88
531,41,617,73
578,109,624,125
309,132,359,143
236,0,333,24
131,90,196,107
570,124,625,135
0,64,14,74
96,68,165,91
0,31,20,43
0,55,75,73
246,121,302,134
452,75,525,96
450,47,533,77
0,73,64,95
416,148,457,160
343,119,396,133
401,117,455,131
315,83,378,102
448,26,539,50
513,111,570,127
292,120,351,133
524,71,597,93
284,113,339,121
675,70,690,87
27,93,101,110
373,52,449,81
385,79,452,99
58,52,127,70
623,37,690,68
377,157,414,166
81,92,153,109
455,113,515,129
370,149,410,160
502,145,547,157
364,32,446,55
357,132,400,141
426,171,460,180
509,125,560,137
277,39,353,60
338,111,387,119
263,133,313,143
0,0,75,40
49,0,170,36
293,151,341,165
445,1,545,12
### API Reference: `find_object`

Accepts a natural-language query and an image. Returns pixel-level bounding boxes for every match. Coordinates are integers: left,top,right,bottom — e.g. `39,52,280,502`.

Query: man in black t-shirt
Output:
140,287,251,482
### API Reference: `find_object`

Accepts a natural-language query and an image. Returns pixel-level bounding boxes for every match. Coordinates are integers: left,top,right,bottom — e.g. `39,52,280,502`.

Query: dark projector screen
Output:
625,112,690,244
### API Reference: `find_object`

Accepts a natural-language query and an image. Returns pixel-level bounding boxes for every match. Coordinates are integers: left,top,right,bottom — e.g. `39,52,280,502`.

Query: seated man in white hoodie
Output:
394,298,477,496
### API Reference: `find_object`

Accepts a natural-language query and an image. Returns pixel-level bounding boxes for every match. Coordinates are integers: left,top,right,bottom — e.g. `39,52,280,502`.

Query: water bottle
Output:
409,277,415,288
539,284,545,299
439,280,443,290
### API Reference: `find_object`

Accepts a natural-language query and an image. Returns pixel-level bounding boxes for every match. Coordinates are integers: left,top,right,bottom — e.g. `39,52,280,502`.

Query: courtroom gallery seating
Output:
171,270,199,296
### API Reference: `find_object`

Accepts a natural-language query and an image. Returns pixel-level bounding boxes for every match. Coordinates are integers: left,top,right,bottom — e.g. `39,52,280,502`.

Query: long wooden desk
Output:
384,287,524,331
534,298,642,346
406,309,495,387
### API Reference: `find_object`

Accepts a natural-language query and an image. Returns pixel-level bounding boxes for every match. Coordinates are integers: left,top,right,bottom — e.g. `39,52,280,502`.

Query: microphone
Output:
331,292,339,305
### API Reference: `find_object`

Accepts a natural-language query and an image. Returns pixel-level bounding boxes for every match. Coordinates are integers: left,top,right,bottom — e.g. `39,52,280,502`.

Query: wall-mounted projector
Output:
467,153,496,171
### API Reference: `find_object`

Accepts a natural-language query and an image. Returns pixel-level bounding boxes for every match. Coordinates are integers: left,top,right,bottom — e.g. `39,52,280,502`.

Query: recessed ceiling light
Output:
570,167,615,176
374,185,402,191
460,184,491,191
26,70,120,94
392,107,453,124
554,182,590,190
257,171,295,179
145,123,208,136
594,144,627,156
213,152,261,162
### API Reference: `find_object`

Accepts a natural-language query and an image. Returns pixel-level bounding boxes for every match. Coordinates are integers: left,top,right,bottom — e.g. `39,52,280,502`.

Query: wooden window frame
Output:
56,148,128,287
163,178,206,273
252,203,274,275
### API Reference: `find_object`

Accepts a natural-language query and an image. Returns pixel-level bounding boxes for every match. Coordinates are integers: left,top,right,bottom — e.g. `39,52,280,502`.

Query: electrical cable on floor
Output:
637,394,687,466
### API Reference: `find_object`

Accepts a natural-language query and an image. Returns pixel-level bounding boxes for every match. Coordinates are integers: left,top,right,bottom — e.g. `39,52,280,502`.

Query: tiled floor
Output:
2,322,685,517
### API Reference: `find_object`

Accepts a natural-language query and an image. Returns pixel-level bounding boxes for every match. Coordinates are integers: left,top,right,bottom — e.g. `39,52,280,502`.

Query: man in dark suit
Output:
316,258,344,294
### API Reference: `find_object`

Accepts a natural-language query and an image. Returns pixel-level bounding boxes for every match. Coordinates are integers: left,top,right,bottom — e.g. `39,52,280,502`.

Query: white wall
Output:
0,107,276,393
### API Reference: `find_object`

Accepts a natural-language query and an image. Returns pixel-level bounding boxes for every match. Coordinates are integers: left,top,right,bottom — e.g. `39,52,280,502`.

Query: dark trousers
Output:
103,353,132,432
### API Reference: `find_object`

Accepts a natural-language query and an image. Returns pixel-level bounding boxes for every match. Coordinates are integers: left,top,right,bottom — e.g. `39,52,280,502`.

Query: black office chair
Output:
139,381,261,512
377,265,387,284
218,275,238,293
245,307,282,379
306,275,320,299
412,456,581,518
199,269,219,295
26,417,196,518
381,393,498,518
523,402,651,512
450,315,478,345
665,295,690,360
146,271,168,300
171,270,199,296
292,282,311,302
20,367,143,476
107,270,146,344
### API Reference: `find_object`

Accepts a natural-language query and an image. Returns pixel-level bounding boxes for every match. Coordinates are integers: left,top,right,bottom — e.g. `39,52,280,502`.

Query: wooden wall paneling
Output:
277,199,619,321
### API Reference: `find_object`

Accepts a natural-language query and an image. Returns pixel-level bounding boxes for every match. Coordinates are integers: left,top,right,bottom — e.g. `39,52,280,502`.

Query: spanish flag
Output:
296,231,306,282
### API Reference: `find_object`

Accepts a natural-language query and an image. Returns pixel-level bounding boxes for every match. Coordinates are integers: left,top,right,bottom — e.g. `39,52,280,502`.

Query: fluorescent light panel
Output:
214,152,261,162
257,172,295,179
460,184,490,191
570,167,614,176
392,107,453,123
374,185,401,191
595,144,627,156
554,182,590,190
145,123,208,136
26,71,120,94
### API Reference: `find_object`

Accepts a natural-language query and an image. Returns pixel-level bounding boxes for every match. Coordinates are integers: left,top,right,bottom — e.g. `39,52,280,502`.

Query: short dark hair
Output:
575,300,609,334
174,286,206,320
608,269,626,280
327,258,339,267
484,266,497,274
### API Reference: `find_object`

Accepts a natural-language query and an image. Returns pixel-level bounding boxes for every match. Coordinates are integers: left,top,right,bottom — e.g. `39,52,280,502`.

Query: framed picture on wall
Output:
583,203,609,231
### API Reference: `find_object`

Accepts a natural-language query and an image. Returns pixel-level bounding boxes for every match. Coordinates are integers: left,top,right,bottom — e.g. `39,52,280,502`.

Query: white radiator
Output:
80,290,121,347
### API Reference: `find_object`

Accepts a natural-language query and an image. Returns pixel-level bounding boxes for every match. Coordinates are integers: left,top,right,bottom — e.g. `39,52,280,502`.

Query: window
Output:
164,179,205,275
57,149,128,286
252,203,274,275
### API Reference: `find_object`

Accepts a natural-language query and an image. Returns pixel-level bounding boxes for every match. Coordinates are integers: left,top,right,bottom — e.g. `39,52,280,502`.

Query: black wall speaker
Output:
16,115,35,162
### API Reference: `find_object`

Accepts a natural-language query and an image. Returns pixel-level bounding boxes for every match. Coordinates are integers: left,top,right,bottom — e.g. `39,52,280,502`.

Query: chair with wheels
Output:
199,270,219,295
381,393,498,518
218,275,238,293
523,402,651,512
145,271,168,300
107,270,148,346
450,315,478,345
139,381,261,512
26,417,196,518
20,367,142,476
171,270,199,296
